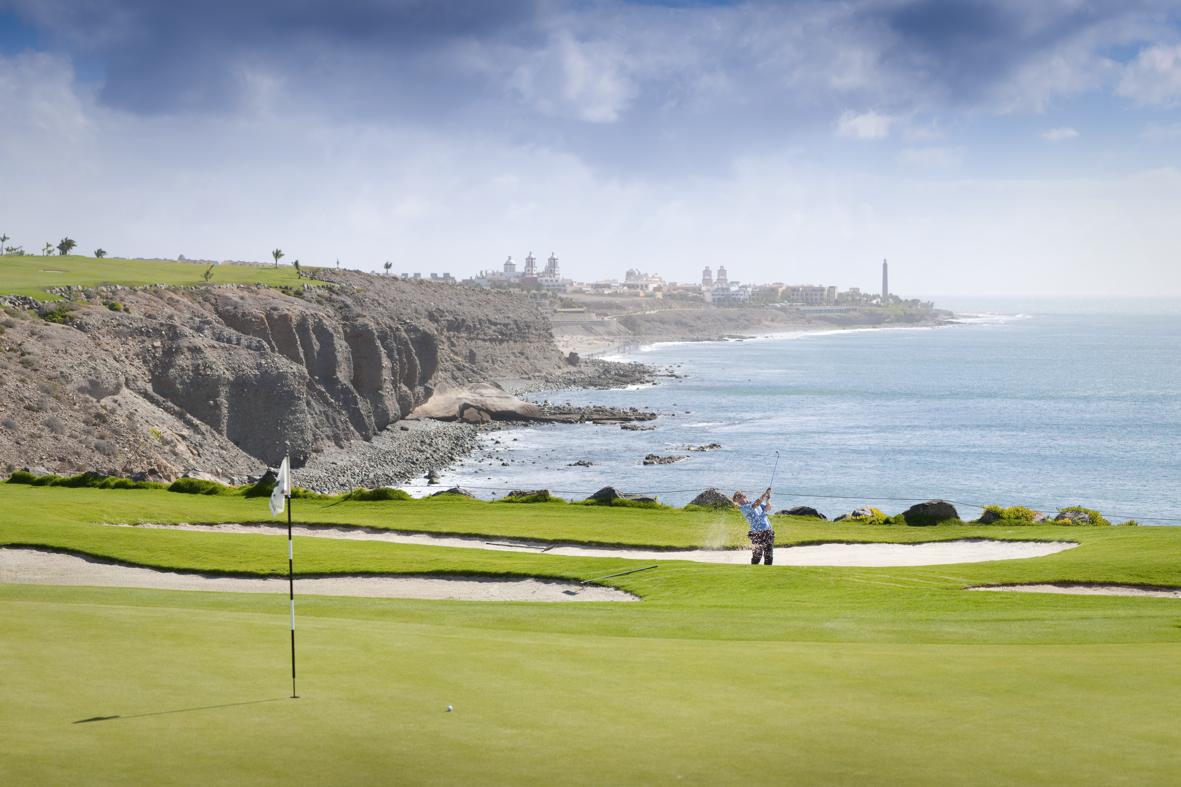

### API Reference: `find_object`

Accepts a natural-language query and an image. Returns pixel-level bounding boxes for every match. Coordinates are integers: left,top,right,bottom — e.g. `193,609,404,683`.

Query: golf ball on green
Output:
447,705,453,712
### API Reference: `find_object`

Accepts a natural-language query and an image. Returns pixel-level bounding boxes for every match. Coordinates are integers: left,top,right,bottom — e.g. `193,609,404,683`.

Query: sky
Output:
2,0,1181,296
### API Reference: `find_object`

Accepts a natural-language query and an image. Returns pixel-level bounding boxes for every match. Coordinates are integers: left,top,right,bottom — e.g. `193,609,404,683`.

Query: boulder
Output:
851,506,875,519
686,443,722,452
568,459,593,467
1032,513,1048,523
688,488,736,509
505,488,552,499
181,470,225,484
459,406,491,424
833,513,853,521
431,486,476,498
426,469,441,485
22,466,52,477
778,506,827,520
1054,510,1092,524
409,382,545,422
902,500,960,521
979,509,1002,524
641,454,686,465
620,424,657,431
586,486,657,504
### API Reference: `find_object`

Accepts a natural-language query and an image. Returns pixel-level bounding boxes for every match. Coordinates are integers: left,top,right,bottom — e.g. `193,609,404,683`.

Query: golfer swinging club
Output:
734,488,774,565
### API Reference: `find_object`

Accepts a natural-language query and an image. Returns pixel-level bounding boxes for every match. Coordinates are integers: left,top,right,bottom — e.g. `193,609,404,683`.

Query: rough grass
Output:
3,483,1181,785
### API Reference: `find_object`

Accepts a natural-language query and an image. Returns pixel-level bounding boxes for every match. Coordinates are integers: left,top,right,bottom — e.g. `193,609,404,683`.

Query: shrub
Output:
54,472,108,488
43,415,66,435
5,471,163,490
104,302,123,312
168,477,233,495
345,487,413,502
1,416,17,430
498,492,566,504
981,504,1038,523
93,439,117,457
573,498,671,510
41,305,77,324
1058,506,1111,526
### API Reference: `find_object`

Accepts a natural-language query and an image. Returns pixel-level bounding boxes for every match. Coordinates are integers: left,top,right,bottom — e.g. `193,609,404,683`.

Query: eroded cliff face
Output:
0,272,568,480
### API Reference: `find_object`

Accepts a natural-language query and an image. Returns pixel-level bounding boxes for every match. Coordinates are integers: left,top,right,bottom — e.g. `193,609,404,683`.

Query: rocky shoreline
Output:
291,359,661,493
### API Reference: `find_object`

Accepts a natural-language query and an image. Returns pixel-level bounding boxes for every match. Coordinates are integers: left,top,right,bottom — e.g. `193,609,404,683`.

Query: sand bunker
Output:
968,584,1181,598
0,548,635,602
109,523,1076,567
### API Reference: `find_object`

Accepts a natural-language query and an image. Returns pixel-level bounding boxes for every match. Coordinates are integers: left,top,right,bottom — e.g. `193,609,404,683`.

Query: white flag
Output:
269,456,290,518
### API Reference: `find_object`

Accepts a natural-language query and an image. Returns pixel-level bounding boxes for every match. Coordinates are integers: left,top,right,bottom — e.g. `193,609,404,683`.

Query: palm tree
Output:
202,265,215,282
383,261,392,276
94,249,107,258
272,248,284,268
43,242,53,256
0,234,8,255
57,238,76,256
293,260,301,279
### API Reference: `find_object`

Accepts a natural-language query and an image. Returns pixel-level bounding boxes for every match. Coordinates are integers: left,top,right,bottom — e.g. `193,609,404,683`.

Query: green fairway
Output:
0,255,308,299
3,484,1181,785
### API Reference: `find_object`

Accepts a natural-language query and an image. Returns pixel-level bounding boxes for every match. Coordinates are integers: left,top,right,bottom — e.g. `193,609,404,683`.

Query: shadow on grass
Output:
74,697,291,724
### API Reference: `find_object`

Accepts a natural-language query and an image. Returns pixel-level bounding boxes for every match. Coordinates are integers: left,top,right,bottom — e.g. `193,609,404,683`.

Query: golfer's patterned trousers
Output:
749,530,774,565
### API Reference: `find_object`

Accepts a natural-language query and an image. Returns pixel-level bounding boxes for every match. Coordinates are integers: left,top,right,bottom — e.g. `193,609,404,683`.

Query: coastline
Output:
296,313,963,494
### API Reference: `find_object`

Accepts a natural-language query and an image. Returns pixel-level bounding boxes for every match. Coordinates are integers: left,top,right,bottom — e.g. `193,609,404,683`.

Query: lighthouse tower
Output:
882,259,888,299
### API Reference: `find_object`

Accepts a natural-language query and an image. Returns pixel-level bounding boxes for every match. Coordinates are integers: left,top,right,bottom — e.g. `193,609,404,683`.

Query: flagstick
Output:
286,457,297,699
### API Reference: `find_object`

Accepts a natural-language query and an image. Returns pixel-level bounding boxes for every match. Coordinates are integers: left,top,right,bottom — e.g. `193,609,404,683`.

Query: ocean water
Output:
435,300,1181,524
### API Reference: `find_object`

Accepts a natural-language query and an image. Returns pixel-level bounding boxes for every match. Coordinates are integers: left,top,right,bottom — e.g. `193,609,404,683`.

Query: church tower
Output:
524,252,537,276
702,266,713,286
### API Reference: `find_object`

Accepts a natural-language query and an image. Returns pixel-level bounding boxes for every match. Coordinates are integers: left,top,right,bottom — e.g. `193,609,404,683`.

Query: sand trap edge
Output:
967,583,1181,599
0,547,638,602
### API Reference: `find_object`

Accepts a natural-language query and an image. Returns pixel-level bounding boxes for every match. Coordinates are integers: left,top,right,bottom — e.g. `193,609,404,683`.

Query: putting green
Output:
3,484,1181,785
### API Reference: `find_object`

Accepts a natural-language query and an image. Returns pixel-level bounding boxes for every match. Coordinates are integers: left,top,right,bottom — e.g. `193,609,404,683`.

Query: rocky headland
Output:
0,272,650,484
550,294,954,355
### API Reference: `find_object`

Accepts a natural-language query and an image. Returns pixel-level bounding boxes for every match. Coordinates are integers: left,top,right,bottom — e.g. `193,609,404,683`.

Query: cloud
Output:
1140,121,1181,140
506,31,637,123
834,110,898,140
896,146,963,168
1117,43,1181,106
1041,126,1079,141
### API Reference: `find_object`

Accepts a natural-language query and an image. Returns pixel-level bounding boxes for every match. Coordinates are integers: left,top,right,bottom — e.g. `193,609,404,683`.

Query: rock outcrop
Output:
586,486,657,503
778,506,827,520
688,488,735,508
902,500,960,521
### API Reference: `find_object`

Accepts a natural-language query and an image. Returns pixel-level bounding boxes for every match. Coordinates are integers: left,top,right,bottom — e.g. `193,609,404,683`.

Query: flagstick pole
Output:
286,455,297,699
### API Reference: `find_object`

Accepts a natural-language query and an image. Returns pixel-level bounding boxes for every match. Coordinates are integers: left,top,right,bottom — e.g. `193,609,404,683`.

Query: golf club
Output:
769,450,781,492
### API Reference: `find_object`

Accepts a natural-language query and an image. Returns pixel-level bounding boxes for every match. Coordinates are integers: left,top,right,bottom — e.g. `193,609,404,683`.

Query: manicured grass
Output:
0,255,310,299
3,484,1181,785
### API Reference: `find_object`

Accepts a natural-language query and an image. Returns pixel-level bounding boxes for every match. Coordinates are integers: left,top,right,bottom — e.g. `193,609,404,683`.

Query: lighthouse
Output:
882,259,888,299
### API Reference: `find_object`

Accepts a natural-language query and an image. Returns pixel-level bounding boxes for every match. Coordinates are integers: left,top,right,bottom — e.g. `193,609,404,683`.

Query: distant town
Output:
393,254,934,311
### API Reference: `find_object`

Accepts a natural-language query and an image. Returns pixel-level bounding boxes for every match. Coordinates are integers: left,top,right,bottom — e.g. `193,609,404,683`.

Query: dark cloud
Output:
2,0,1178,173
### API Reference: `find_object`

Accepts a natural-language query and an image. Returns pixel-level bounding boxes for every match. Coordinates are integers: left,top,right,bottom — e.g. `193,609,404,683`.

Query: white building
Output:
623,268,666,292
704,284,751,305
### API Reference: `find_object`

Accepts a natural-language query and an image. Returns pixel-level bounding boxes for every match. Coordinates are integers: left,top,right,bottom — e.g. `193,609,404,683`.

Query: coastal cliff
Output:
0,272,570,480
